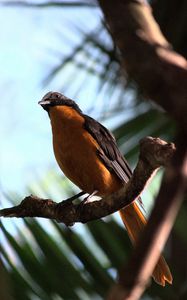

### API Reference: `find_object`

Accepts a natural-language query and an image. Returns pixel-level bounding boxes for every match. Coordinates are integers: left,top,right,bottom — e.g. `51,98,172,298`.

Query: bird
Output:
39,91,172,286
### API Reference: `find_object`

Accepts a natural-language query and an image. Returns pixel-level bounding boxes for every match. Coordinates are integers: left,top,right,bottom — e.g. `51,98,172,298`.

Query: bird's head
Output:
38,92,82,113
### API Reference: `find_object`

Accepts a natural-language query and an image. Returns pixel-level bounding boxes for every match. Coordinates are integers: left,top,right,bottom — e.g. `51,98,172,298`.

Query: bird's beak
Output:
38,99,51,112
38,99,51,106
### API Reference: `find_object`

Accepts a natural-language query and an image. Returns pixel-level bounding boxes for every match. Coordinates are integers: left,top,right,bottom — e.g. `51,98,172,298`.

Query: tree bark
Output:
98,1,187,299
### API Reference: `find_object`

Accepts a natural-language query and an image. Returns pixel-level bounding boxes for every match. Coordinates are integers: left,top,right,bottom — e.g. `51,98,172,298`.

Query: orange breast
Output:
49,106,121,196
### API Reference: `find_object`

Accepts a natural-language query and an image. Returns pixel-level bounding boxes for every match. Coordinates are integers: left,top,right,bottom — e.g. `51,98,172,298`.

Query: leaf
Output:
54,222,114,296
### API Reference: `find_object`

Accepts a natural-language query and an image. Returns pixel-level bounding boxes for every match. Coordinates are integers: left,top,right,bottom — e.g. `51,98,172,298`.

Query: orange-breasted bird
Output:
39,91,172,286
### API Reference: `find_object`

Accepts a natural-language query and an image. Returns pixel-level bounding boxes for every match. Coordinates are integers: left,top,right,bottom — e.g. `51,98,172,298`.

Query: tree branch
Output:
97,1,187,298
98,0,187,132
0,137,175,226
107,133,187,300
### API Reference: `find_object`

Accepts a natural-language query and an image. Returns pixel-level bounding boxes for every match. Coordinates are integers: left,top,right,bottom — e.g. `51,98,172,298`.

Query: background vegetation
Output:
1,1,187,299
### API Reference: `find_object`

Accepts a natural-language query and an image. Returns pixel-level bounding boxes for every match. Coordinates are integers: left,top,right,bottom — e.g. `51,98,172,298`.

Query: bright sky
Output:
0,5,100,199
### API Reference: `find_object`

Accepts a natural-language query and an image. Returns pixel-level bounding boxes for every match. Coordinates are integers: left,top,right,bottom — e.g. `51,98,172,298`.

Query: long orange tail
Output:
119,201,173,286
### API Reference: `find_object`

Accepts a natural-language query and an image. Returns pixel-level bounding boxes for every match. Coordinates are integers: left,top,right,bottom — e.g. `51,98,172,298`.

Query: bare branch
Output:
98,0,187,132
96,1,187,299
0,137,175,226
107,133,187,300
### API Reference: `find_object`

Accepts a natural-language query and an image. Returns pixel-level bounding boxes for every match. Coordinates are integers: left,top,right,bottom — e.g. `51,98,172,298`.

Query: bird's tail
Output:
119,201,173,286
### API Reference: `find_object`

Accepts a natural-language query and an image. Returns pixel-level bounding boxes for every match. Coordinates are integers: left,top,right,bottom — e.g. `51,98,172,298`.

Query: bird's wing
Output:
84,115,132,183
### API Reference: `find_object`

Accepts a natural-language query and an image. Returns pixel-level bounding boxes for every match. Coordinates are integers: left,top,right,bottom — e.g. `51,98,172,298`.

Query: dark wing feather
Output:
84,115,132,183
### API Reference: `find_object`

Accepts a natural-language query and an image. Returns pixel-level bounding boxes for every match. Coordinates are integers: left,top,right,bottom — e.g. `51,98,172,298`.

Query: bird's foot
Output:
57,191,86,207
79,190,98,207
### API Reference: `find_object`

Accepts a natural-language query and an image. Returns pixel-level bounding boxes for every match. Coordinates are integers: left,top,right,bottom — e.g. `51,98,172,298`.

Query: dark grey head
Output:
38,92,82,113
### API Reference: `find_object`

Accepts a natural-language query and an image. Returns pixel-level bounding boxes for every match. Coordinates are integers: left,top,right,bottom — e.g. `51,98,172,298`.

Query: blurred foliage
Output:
0,176,178,300
1,0,187,299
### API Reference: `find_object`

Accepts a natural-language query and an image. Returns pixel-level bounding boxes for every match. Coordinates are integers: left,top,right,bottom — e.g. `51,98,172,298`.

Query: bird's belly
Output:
53,129,121,196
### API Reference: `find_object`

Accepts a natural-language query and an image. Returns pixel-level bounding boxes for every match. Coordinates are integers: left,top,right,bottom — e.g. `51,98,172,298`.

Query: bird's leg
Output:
66,191,86,202
57,191,86,208
77,190,98,214
81,190,98,205
56,191,97,212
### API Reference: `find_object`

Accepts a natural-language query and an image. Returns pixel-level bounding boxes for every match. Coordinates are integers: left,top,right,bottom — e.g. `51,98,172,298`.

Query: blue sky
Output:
0,5,100,199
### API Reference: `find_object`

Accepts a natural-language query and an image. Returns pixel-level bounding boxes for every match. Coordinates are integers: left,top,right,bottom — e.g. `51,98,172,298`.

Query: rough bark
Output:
97,1,187,299
99,0,187,132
